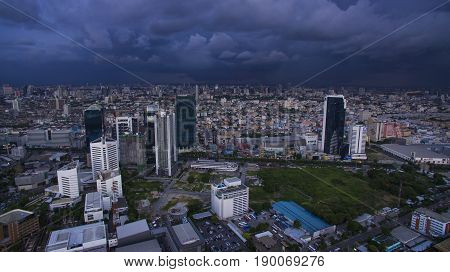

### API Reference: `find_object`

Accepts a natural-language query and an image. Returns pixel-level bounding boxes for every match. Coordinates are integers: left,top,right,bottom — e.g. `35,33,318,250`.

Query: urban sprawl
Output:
0,84,449,253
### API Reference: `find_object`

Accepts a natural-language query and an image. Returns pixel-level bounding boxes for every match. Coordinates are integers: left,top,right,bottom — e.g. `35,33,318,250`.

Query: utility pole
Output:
397,180,403,208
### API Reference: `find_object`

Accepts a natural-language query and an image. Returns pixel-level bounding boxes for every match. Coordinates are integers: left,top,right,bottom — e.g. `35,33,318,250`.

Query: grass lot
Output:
250,166,398,225
123,180,163,221
173,181,210,192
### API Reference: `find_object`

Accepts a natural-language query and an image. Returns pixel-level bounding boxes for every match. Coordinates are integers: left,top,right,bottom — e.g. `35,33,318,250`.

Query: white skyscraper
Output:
155,111,177,176
90,137,119,180
211,177,249,220
57,161,80,198
115,116,137,140
12,99,19,112
63,104,69,117
348,124,367,160
96,169,123,201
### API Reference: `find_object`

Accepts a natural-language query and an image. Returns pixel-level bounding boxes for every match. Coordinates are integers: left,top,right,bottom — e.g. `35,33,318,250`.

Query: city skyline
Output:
1,0,450,87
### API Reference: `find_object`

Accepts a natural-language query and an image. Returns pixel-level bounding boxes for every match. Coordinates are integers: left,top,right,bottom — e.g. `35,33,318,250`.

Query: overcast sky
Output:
1,0,450,87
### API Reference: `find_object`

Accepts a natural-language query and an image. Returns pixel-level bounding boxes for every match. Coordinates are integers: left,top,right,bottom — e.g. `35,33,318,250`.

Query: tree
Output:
293,219,301,229
381,226,390,236
187,175,196,184
187,199,203,215
347,220,362,234
367,244,378,252
211,215,219,224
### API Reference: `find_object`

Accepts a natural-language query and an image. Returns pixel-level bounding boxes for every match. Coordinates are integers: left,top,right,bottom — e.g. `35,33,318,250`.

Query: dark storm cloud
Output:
0,0,449,87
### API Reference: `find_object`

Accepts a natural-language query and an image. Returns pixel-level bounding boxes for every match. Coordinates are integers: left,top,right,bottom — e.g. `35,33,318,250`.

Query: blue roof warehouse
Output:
272,201,336,238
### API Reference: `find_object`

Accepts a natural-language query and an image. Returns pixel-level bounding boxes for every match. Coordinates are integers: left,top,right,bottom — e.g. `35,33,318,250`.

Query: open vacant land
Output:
250,166,398,225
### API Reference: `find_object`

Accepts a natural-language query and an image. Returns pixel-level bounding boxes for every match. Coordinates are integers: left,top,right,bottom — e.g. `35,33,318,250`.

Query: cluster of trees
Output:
248,222,269,234
366,164,431,201
250,202,271,212
187,172,212,184
187,198,203,216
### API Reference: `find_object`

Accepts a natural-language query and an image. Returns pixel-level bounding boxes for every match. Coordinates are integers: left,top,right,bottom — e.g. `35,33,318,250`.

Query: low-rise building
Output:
410,208,450,237
84,192,104,223
96,169,123,201
168,220,204,252
116,219,151,247
191,159,238,172
46,222,107,252
0,209,39,248
14,171,46,190
380,144,450,165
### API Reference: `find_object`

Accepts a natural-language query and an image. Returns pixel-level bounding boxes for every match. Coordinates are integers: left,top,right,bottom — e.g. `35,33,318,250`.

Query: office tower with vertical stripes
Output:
90,137,119,180
348,124,367,160
155,111,177,176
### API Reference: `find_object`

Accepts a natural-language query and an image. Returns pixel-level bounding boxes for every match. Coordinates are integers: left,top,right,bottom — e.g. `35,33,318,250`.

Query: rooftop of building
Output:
0,209,34,225
46,222,106,252
215,184,248,197
172,222,201,246
85,104,102,111
85,192,102,211
390,226,421,244
415,207,450,223
58,161,78,171
117,219,150,240
115,239,162,252
97,169,121,180
91,136,117,144
272,201,331,234
434,238,450,252
381,144,450,159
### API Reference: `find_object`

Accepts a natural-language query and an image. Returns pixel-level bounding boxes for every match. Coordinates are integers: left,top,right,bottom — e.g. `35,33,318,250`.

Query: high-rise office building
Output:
211,177,249,220
175,95,196,149
348,124,367,160
115,116,138,140
57,161,80,199
321,95,346,155
155,111,177,176
63,104,70,117
84,104,104,148
96,169,123,201
145,104,159,162
90,137,119,180
12,99,19,112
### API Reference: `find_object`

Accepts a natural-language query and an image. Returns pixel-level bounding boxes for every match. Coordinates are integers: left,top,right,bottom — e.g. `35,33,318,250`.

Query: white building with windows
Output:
410,208,450,237
90,137,119,180
57,161,80,199
115,116,137,140
96,169,123,201
84,192,103,223
211,177,249,220
155,111,177,176
348,124,367,160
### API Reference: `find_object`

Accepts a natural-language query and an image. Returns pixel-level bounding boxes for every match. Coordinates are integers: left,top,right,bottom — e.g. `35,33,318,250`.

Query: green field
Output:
250,166,398,225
